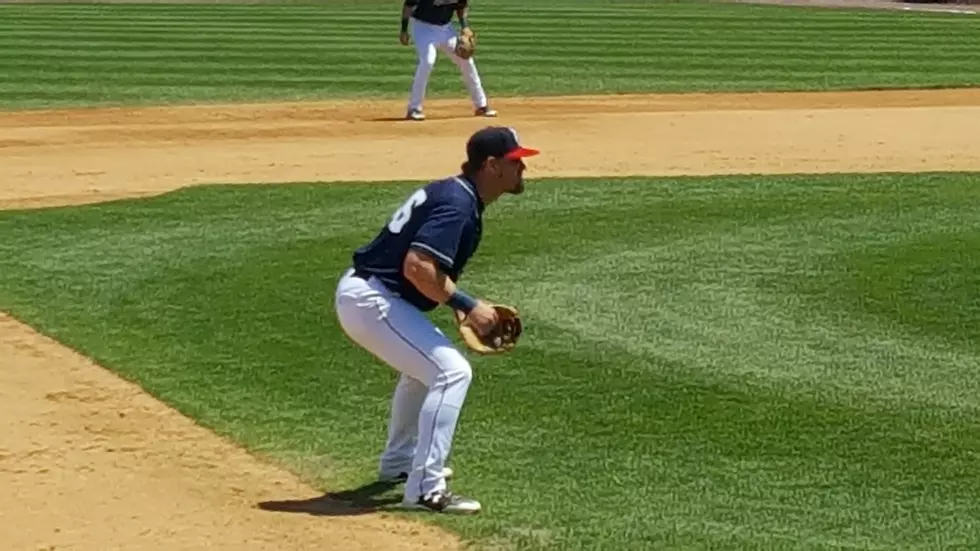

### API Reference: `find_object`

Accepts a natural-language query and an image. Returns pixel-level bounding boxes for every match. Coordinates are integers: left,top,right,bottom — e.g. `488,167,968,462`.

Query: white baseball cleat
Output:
406,108,425,121
402,489,481,515
474,106,497,117
379,466,453,483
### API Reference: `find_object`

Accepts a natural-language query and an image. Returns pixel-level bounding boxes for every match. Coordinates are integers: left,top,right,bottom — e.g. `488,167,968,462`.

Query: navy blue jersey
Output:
406,0,467,26
352,175,484,312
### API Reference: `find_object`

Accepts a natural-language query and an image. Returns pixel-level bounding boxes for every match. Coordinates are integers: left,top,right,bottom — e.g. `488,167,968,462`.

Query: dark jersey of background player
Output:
352,175,484,312
405,0,467,26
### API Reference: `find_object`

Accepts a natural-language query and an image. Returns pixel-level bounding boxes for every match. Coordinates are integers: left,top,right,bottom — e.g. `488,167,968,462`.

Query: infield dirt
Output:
2,88,980,550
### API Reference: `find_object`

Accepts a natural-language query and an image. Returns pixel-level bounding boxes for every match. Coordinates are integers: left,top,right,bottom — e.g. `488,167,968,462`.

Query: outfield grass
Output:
1,174,979,549
2,0,980,108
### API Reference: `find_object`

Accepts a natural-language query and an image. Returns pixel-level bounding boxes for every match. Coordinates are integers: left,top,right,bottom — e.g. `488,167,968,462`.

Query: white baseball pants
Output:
407,17,489,112
334,268,473,502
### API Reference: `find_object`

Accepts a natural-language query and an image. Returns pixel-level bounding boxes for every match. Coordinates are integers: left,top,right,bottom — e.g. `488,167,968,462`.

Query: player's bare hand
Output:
464,300,499,336
399,32,410,46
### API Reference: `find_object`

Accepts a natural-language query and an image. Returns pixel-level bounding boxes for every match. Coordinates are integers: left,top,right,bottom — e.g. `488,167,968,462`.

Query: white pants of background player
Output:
408,17,489,112
334,268,472,502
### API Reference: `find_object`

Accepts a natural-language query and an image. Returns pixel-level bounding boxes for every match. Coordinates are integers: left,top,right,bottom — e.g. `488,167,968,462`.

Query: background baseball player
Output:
334,126,538,514
400,0,497,121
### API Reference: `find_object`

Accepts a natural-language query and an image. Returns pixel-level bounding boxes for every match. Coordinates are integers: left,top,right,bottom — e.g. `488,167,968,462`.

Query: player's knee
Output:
432,348,472,386
417,47,437,68
452,360,472,384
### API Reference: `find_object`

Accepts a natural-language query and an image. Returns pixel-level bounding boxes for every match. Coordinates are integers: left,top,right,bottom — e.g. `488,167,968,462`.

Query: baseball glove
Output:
454,304,522,355
454,27,476,59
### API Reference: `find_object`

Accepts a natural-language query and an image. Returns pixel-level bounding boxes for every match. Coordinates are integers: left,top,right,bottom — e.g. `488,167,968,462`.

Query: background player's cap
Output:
466,126,540,166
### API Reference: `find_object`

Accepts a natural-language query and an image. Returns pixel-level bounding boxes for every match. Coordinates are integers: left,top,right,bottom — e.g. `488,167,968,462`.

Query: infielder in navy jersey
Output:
399,0,497,121
334,126,539,514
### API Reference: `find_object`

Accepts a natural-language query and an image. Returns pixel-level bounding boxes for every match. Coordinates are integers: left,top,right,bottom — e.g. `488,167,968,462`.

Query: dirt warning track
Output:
2,88,980,550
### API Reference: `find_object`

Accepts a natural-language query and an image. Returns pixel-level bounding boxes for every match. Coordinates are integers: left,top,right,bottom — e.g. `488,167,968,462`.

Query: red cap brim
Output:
505,146,540,159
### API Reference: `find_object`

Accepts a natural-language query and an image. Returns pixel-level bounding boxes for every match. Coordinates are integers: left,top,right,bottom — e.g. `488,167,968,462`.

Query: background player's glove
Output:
454,27,476,59
455,303,522,354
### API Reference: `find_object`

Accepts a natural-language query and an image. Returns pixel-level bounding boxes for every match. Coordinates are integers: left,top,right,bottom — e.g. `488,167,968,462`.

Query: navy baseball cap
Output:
466,126,540,167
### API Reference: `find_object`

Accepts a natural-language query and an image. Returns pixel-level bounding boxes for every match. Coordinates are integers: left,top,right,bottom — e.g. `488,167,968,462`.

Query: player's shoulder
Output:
421,175,478,210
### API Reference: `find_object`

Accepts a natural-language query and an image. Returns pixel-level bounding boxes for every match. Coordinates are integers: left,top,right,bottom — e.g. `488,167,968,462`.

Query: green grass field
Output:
2,0,980,108
4,1,980,549
2,174,980,549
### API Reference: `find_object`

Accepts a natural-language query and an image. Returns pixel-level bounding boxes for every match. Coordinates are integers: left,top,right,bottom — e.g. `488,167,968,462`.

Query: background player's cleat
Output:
474,106,497,117
402,489,481,515
406,108,425,121
380,466,453,483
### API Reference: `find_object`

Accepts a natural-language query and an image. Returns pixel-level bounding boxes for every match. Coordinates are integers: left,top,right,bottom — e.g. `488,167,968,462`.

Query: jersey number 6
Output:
388,189,427,234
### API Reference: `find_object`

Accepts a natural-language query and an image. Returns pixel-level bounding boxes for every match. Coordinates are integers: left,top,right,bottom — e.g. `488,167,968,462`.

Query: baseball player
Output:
334,126,539,514
400,0,497,121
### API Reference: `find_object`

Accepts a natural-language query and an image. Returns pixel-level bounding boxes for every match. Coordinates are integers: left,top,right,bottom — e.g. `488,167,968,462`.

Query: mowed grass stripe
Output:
3,8,971,38
3,36,971,59
3,16,969,34
3,30,971,48
6,42,976,60
4,58,970,85
2,1,979,108
5,33,967,56
5,5,971,23
2,73,969,100
1,78,969,112
2,10,968,23
0,5,807,22
1,31,969,46
4,1,973,27
3,34,969,55
0,88,327,105
4,56,966,75
1,174,978,550
10,59,964,80
2,74,408,88
4,40,966,69
3,0,971,15
0,6,676,24
5,75,918,98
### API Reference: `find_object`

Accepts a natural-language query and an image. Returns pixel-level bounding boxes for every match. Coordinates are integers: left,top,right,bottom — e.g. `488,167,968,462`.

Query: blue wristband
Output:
447,289,478,314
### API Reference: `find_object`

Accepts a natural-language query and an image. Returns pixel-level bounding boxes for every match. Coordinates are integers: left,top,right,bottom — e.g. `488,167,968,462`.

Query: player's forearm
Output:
456,6,469,29
403,250,477,313
403,249,455,302
401,5,413,32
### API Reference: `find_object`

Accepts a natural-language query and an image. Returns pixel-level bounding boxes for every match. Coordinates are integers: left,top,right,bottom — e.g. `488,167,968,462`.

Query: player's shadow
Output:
257,479,404,517
366,114,472,123
369,116,417,122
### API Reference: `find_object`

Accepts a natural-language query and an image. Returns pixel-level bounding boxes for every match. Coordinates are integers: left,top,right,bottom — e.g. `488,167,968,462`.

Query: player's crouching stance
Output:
334,126,539,514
